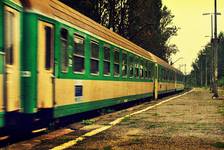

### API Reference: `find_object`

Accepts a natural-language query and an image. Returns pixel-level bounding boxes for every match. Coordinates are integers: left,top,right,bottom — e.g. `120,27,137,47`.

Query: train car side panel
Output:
53,79,153,118
176,83,184,91
0,53,4,128
21,13,38,113
0,1,4,128
54,79,153,106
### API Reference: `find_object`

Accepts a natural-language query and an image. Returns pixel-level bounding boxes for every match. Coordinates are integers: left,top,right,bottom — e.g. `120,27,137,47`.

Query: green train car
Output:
0,0,185,132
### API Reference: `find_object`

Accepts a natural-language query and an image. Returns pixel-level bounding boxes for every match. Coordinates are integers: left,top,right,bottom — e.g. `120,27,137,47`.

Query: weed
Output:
104,145,112,150
131,138,142,144
81,119,95,125
146,123,161,129
122,116,130,122
211,142,224,148
218,105,224,115
172,113,184,117
152,113,159,116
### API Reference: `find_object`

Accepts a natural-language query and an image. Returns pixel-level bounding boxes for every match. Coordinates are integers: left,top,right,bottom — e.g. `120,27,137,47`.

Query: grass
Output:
172,113,184,117
211,142,224,148
194,123,209,131
103,145,112,150
130,138,143,144
152,113,160,116
146,122,162,129
218,105,224,116
81,119,96,125
122,116,130,122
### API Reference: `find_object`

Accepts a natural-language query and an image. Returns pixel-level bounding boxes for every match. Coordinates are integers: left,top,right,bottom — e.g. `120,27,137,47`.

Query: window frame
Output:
122,51,128,78
44,26,54,71
5,10,15,65
139,59,144,79
60,28,69,73
73,34,85,74
103,45,111,76
90,40,100,75
134,56,139,79
128,54,134,78
113,49,120,77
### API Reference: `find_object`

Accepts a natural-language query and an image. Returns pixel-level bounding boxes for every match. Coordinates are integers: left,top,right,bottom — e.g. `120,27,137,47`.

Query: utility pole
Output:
211,14,214,91
205,54,208,87
213,0,219,98
200,59,203,87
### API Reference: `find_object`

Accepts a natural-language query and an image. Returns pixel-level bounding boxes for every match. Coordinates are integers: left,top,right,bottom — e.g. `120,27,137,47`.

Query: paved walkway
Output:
8,89,224,149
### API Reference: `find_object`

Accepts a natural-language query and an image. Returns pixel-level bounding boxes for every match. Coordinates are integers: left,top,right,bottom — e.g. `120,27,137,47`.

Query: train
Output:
0,0,185,132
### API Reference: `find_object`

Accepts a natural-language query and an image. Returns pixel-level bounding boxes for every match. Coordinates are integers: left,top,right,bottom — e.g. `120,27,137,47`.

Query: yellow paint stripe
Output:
0,136,9,141
32,128,47,134
51,89,194,150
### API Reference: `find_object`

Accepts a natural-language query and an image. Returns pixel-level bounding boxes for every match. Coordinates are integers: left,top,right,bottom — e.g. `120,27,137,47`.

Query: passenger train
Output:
0,0,185,132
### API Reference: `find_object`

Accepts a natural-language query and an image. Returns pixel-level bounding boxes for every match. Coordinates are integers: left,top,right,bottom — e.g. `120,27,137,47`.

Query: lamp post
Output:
213,0,219,98
171,57,183,65
202,8,221,97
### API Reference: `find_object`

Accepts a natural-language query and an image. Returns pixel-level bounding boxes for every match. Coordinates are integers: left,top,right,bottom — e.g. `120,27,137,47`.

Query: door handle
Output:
51,74,55,79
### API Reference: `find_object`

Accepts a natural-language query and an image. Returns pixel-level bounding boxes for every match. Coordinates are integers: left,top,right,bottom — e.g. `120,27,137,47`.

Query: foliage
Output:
81,119,95,125
60,0,178,62
187,32,224,87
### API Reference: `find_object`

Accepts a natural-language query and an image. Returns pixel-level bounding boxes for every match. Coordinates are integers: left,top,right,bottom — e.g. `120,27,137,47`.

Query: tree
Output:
59,0,179,62
188,32,224,87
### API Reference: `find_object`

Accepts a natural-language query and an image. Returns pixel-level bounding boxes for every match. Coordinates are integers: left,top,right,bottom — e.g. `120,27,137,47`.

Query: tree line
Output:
186,32,224,87
60,0,178,62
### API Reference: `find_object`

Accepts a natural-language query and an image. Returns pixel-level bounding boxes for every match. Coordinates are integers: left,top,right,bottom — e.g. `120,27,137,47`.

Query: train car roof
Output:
150,53,182,74
20,0,182,74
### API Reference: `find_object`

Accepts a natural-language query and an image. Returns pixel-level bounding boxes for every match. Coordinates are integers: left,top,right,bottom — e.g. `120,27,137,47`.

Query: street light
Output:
213,0,219,98
202,12,221,39
202,9,221,98
171,57,183,65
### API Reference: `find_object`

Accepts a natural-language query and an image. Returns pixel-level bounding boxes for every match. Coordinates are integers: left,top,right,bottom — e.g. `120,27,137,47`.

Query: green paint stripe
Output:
158,89,176,95
3,0,23,11
21,13,38,113
176,88,184,91
0,112,5,128
54,93,153,118
0,53,4,74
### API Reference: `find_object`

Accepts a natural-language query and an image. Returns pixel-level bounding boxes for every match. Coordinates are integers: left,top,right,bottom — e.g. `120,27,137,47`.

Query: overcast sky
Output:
163,0,224,73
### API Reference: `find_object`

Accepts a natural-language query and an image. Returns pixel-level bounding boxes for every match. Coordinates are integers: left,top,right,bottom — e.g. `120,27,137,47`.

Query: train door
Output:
154,64,158,99
4,6,21,112
37,21,54,108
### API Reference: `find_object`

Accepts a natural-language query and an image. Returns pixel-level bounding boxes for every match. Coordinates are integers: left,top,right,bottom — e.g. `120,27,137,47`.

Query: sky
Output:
163,0,224,74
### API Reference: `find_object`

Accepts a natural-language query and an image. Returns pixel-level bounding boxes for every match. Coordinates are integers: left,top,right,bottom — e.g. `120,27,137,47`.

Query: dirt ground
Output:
6,88,224,149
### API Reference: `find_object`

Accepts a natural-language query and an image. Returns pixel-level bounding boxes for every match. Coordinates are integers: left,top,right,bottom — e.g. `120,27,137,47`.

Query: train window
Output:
162,69,165,81
129,55,134,77
147,62,151,79
140,60,144,79
114,50,120,76
60,28,68,72
103,46,110,75
135,57,139,78
90,41,99,74
73,34,85,73
144,61,148,79
122,52,127,77
5,11,14,65
45,26,53,70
